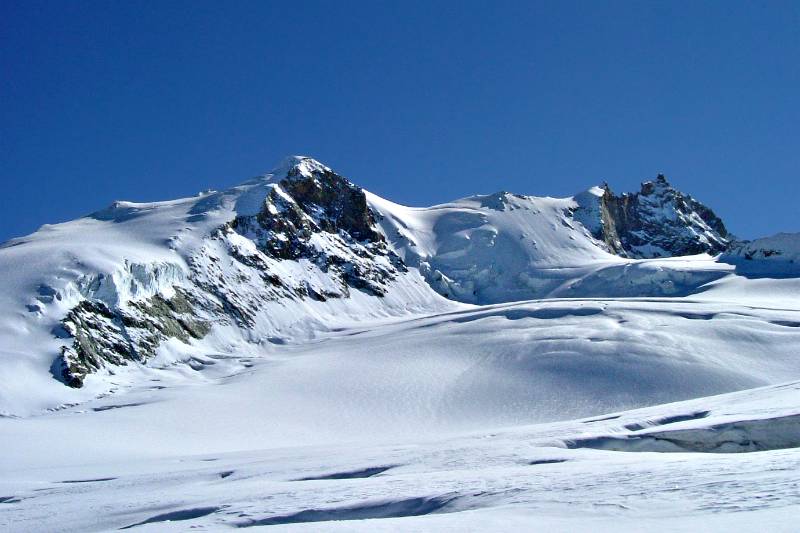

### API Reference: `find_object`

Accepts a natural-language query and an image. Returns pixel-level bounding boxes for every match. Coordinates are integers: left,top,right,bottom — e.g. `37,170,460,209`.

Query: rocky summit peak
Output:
575,173,730,258
640,173,673,195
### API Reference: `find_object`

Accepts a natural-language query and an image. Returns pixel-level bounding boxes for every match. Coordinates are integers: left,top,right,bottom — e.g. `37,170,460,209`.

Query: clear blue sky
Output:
2,1,798,243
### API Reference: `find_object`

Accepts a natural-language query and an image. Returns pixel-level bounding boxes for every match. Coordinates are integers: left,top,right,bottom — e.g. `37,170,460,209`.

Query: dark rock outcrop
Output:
588,175,730,258
58,289,210,388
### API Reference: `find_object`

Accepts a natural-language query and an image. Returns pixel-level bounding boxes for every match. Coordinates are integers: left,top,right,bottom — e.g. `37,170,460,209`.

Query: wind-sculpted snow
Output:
551,257,733,298
2,299,799,460
569,413,800,453
563,381,800,453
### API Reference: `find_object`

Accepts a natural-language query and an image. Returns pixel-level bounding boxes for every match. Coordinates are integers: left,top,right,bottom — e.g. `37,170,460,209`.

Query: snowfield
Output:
1,157,799,531
2,342,800,531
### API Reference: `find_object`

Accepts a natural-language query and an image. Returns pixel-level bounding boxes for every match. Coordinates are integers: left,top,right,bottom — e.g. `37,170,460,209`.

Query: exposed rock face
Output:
280,162,384,243
588,175,730,258
58,289,210,387
229,159,406,297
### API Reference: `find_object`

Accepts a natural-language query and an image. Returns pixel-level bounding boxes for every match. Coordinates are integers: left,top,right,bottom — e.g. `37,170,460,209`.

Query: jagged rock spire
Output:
579,174,730,258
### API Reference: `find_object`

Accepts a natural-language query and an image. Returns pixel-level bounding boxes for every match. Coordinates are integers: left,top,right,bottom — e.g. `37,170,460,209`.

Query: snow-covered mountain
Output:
1,156,797,412
0,156,756,409
2,156,799,531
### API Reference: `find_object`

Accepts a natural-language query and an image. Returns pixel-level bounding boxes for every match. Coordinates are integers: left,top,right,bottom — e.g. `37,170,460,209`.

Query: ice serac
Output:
575,174,730,258
369,175,735,304
368,189,621,304
723,232,800,264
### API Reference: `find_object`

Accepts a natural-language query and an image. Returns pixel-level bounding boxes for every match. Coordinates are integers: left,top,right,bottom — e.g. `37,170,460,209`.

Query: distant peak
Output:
268,155,332,182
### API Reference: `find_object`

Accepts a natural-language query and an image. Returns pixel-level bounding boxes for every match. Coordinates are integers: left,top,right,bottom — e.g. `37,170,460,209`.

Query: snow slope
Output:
368,190,624,303
3,297,800,467
1,308,799,531
369,188,744,304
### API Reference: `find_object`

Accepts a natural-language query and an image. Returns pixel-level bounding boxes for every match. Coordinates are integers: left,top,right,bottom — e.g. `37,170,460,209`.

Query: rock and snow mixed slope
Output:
575,175,730,258
1,156,799,531
0,157,451,414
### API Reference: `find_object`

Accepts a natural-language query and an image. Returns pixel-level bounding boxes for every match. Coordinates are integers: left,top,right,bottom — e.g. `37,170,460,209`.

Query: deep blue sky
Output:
2,1,798,242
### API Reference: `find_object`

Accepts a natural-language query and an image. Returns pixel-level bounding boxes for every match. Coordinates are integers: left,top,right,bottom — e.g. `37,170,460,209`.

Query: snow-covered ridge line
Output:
2,155,800,531
52,158,450,390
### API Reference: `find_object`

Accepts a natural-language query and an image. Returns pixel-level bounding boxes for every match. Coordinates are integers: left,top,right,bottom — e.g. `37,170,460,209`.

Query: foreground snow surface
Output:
2,297,800,532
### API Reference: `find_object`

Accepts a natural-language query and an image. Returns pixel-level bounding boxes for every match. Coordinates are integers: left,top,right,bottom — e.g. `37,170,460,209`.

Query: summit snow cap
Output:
268,155,333,182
